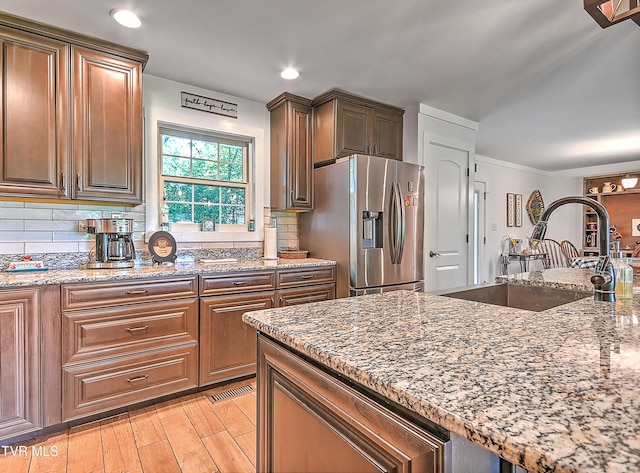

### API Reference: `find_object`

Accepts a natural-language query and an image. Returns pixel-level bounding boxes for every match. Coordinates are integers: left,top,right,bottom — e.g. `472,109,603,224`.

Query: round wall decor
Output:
148,231,177,264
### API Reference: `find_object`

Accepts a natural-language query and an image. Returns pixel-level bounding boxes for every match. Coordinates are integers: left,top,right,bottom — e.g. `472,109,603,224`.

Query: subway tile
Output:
0,220,24,231
26,242,79,253
52,209,104,220
0,208,52,220
201,242,234,249
25,220,77,231
0,242,25,254
0,201,25,208
78,241,95,252
0,231,52,242
53,232,94,241
24,202,79,209
234,241,261,248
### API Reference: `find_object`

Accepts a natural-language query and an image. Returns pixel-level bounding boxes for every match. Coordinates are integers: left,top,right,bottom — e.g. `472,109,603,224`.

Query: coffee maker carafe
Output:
86,218,136,269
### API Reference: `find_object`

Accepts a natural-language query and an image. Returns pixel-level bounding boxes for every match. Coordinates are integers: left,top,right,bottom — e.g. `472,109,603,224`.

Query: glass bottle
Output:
161,196,170,231
612,249,633,299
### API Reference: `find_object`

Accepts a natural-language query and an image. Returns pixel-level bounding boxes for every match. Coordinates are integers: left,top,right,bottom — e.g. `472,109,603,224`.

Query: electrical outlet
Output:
78,220,87,232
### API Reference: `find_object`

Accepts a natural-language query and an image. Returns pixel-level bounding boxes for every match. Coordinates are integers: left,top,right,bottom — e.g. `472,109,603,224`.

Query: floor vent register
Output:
211,384,254,402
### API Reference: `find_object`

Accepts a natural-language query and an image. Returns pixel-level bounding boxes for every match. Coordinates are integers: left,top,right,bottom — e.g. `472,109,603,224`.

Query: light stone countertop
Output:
243,269,640,473
0,258,335,287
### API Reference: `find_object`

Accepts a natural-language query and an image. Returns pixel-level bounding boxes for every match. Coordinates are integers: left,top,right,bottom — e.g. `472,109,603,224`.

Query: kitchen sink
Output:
436,283,591,312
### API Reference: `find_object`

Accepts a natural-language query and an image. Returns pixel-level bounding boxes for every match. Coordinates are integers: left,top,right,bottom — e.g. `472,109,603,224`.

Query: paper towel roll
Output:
264,227,278,260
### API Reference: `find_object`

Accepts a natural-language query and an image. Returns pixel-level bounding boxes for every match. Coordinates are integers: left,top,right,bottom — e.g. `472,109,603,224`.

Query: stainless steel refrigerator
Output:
299,154,424,298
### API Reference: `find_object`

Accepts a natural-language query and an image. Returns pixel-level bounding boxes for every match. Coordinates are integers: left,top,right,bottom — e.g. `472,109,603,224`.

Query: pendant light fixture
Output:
621,174,638,189
584,0,640,28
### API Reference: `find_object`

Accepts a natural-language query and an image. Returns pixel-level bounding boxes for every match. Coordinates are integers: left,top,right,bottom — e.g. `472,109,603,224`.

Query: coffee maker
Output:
86,218,136,269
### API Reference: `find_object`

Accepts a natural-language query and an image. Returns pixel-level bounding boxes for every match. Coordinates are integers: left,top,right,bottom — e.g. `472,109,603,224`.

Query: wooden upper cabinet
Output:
0,28,69,198
72,47,142,203
312,90,404,166
267,93,313,211
0,13,147,204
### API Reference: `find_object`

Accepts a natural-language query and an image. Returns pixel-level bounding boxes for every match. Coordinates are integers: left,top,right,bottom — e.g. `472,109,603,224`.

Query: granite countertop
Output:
243,270,640,473
0,258,335,287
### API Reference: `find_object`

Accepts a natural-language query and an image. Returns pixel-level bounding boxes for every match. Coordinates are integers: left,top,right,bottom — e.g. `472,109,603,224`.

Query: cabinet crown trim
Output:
0,12,149,67
266,92,312,111
311,89,404,116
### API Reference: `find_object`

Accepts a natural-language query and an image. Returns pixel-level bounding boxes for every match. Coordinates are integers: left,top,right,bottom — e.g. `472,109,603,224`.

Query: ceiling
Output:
0,0,638,171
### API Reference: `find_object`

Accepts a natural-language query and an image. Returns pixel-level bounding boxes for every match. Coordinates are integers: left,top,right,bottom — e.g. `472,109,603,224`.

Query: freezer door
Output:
350,156,424,290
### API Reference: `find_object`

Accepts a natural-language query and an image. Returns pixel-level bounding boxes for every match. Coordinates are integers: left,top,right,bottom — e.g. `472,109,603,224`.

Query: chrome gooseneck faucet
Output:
529,196,615,302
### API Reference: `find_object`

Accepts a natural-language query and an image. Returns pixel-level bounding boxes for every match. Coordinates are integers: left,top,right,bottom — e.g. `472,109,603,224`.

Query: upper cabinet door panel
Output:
373,111,403,161
0,30,69,198
72,47,142,203
335,101,370,157
290,102,312,208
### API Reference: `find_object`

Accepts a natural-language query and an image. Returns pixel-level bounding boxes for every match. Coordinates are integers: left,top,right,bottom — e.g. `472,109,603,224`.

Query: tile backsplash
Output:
0,201,301,269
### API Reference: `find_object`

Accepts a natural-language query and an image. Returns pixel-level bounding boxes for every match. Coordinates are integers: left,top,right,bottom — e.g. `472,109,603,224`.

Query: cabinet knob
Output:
126,289,149,295
76,173,82,192
233,281,248,286
60,172,66,192
300,274,314,280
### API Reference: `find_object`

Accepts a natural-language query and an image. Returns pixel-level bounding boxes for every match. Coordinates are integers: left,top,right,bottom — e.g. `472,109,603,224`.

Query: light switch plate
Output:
632,219,640,236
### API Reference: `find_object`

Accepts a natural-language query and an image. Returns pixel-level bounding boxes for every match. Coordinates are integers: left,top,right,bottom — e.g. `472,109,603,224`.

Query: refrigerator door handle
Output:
395,181,406,263
389,182,397,264
389,182,403,264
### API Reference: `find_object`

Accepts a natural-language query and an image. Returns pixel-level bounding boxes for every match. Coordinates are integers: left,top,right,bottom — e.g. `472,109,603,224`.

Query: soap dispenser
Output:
611,242,633,299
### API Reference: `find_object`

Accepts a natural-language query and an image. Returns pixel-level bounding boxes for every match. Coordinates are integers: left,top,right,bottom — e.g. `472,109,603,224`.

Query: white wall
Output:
476,155,583,280
143,75,270,247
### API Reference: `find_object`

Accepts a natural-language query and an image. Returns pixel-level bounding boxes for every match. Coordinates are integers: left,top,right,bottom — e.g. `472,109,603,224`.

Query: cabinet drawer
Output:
278,283,336,306
63,299,198,364
200,271,276,295
63,344,197,421
62,277,198,310
277,267,336,288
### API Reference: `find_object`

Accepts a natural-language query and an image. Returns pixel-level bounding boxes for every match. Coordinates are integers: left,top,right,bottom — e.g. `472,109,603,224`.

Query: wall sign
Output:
506,193,515,227
181,91,238,118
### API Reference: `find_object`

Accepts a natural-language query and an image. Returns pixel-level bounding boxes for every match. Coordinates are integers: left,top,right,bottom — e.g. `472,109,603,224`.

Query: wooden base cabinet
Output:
200,291,276,386
257,335,446,472
0,286,61,442
61,278,199,421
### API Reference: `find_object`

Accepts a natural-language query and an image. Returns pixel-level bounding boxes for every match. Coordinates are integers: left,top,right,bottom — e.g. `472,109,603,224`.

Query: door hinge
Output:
466,234,469,243
484,236,487,244
475,163,478,172
466,168,469,177
483,191,487,200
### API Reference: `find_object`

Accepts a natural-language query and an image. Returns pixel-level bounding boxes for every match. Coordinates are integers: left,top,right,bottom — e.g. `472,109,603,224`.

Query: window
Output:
159,125,251,227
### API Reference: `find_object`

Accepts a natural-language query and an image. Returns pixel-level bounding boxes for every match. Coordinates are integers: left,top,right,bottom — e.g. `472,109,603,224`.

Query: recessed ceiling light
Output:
110,9,142,28
281,68,300,80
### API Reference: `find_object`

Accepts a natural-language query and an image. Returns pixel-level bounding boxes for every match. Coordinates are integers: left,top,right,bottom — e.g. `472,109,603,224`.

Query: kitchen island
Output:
243,268,640,473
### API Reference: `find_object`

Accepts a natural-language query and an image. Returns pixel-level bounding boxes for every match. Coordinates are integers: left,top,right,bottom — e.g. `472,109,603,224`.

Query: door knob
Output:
429,251,441,257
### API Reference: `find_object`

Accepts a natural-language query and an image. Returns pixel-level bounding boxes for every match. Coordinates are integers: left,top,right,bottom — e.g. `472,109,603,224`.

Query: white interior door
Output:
423,141,470,291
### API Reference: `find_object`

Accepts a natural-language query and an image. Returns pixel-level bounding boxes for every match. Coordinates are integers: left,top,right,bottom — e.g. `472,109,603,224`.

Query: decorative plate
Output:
148,231,177,264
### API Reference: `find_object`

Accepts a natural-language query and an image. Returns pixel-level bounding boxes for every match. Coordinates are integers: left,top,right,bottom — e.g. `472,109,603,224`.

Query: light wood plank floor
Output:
0,380,257,473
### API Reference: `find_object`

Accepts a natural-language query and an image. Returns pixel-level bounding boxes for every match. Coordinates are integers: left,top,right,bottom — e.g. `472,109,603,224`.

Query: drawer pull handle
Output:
233,281,248,286
126,289,149,295
125,325,149,334
126,375,148,383
301,275,315,279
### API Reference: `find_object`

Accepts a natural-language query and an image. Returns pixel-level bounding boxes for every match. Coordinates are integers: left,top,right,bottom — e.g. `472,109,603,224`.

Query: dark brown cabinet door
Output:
200,291,276,386
289,100,313,209
0,286,61,441
0,29,69,198
373,110,403,161
258,335,446,473
72,47,142,203
335,100,370,157
267,93,313,210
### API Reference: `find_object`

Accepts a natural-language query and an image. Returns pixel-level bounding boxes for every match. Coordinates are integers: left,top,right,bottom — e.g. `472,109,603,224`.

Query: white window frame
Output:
159,124,252,230
146,120,261,244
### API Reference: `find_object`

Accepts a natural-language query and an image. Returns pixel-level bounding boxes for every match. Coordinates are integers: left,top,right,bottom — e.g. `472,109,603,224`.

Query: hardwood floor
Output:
0,380,257,473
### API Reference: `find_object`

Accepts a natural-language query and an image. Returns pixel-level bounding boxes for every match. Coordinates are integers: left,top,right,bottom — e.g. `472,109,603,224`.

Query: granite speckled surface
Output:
0,258,334,287
496,267,596,292
243,278,640,473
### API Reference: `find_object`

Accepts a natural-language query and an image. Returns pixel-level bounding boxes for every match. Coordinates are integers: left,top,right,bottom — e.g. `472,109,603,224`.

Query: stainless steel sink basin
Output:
437,283,591,312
